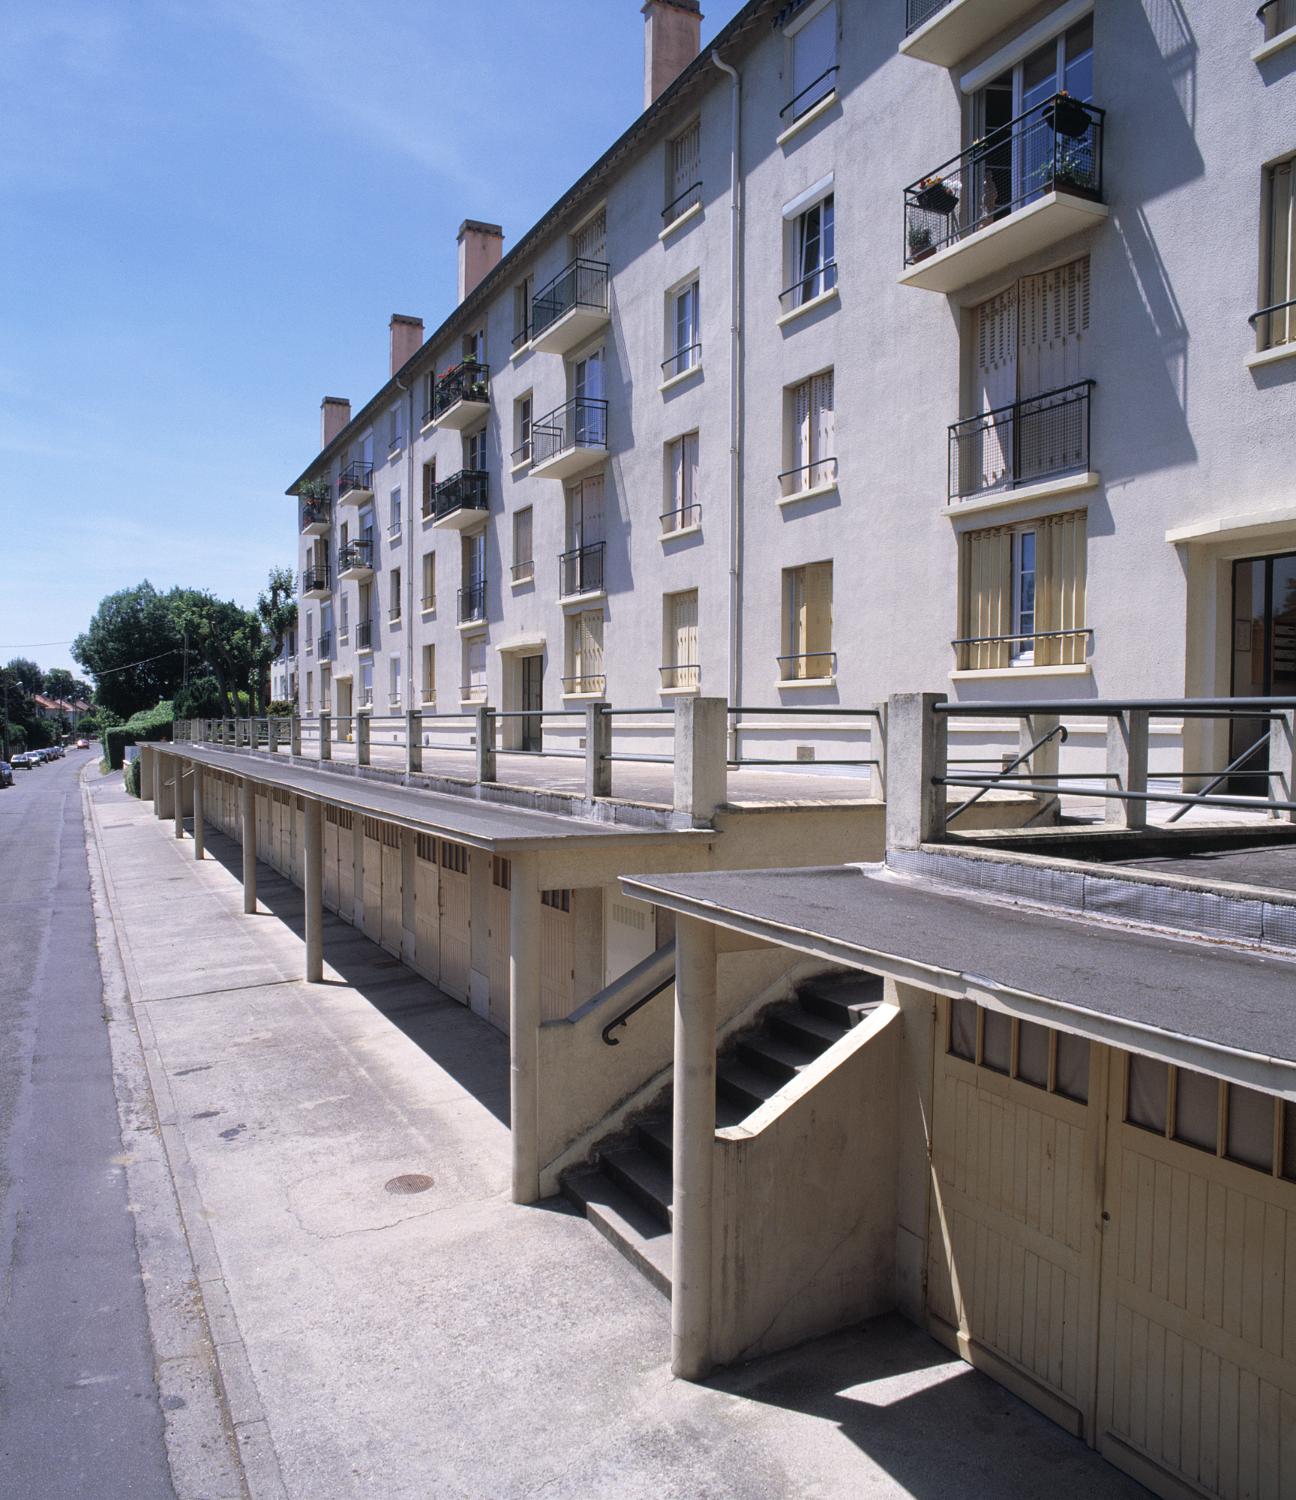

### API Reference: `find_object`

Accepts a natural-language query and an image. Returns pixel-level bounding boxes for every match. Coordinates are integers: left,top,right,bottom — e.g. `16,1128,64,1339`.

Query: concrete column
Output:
357,714,370,767
671,914,718,1381
319,712,331,762
885,693,949,850
1106,709,1149,829
173,759,185,839
475,706,496,784
585,701,611,799
150,747,162,813
672,697,728,828
407,709,422,774
240,778,257,914
1022,712,1062,819
304,798,323,982
508,850,542,1205
290,716,302,757
871,701,887,801
192,765,205,860
267,717,279,755
1270,709,1295,822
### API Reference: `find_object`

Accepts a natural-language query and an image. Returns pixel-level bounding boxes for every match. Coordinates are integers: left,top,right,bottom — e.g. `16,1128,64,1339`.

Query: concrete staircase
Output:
563,971,883,1297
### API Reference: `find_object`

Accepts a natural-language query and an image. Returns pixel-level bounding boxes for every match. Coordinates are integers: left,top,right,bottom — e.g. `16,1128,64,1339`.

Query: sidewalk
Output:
84,769,1149,1499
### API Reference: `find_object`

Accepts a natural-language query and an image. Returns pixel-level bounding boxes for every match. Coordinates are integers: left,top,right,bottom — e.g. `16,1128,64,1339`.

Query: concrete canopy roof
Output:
622,863,1296,1097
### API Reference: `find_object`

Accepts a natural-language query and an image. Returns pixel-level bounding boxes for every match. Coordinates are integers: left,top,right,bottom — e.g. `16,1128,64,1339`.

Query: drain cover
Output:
384,1173,434,1195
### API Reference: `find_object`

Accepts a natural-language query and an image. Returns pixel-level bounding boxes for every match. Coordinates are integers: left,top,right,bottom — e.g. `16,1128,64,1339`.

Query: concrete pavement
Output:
85,765,1149,1499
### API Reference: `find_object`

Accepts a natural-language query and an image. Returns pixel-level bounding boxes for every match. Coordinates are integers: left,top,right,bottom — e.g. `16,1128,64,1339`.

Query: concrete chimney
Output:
643,0,702,109
457,221,504,303
389,314,424,376
320,397,351,451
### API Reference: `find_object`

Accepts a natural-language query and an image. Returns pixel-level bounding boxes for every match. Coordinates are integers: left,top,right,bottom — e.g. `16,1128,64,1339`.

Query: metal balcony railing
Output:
779,456,838,498
301,564,330,593
531,398,608,466
662,342,701,380
779,650,837,681
659,663,700,690
1259,0,1296,40
780,66,838,124
660,502,701,535
338,539,373,571
318,633,332,657
299,499,330,531
948,380,1094,501
904,93,1106,266
663,181,702,225
338,461,374,496
951,626,1093,673
1250,297,1296,352
779,260,838,312
559,541,605,599
562,673,605,696
388,604,402,623
511,559,535,583
432,359,490,418
355,619,373,651
434,469,490,523
458,580,486,624
905,0,950,33
531,258,609,339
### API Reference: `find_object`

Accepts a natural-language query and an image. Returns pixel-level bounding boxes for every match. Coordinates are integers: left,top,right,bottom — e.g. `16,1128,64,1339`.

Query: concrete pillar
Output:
475,706,496,784
585,701,611,799
304,798,323,982
508,850,542,1205
885,693,948,850
173,759,185,839
357,714,370,767
267,717,279,755
240,778,257,914
407,709,422,774
1106,709,1149,829
671,914,718,1381
150,747,163,813
290,716,302,757
672,696,728,828
319,712,331,762
871,702,887,802
1021,711,1062,819
1270,709,1294,822
192,765,205,860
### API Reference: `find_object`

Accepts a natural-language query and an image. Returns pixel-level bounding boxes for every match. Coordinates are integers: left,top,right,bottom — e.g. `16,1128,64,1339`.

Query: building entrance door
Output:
520,655,543,752
1229,551,1296,792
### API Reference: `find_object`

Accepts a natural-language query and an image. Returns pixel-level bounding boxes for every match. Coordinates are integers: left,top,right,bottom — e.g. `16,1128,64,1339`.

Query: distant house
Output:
33,694,91,726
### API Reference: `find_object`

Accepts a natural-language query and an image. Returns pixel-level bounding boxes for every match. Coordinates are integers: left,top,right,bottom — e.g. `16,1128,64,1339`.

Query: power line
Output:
82,647,184,678
0,639,77,648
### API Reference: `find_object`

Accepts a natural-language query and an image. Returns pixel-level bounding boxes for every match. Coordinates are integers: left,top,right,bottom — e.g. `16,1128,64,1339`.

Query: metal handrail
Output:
662,181,702,224
661,503,701,533
1248,297,1296,325
947,723,1069,823
778,650,837,680
559,540,605,599
934,696,1296,717
779,457,837,497
780,65,839,122
301,565,331,592
562,674,606,695
602,976,674,1046
1166,734,1272,823
338,540,373,571
662,342,702,379
906,0,950,32
457,581,486,623
779,260,838,311
659,663,700,689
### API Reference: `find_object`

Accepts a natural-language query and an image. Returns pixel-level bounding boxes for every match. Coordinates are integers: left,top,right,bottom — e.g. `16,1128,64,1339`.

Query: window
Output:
666,118,701,223
665,279,700,380
956,510,1087,670
360,659,374,708
305,613,314,655
947,1001,1090,1103
340,593,350,643
782,370,835,496
785,1,837,123
513,393,533,466
389,567,401,622
786,194,836,310
1259,156,1295,351
305,673,313,713
388,654,401,709
421,460,436,520
541,889,571,913
512,507,534,583
421,644,436,704
388,403,405,453
563,475,605,597
565,611,605,695
320,664,331,711
662,590,699,690
572,207,607,265
462,636,487,703
465,426,487,473
513,274,533,350
422,372,436,426
781,561,833,681
357,583,373,648
389,487,402,537
571,348,606,446
663,432,700,533
461,532,485,621
463,328,484,364
421,552,436,612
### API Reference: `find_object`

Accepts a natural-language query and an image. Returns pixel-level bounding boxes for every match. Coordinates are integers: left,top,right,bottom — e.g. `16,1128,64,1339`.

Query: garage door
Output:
438,840,471,1002
379,823,402,957
488,858,510,1031
540,889,575,1022
412,834,440,987
361,818,383,942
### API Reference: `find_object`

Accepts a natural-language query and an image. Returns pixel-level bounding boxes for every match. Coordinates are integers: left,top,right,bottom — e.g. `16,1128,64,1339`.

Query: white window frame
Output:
1010,527,1037,664
783,0,838,123
665,277,701,380
421,552,436,613
512,506,534,584
664,431,700,534
389,487,402,538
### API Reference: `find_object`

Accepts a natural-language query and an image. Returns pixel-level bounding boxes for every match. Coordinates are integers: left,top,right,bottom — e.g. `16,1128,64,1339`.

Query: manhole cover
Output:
384,1173,434,1195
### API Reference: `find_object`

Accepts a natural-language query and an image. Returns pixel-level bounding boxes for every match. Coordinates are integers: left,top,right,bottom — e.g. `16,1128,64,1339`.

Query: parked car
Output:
0,761,12,787
11,752,33,769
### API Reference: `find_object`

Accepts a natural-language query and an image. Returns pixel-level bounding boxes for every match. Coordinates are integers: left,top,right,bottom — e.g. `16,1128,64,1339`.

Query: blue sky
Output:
0,0,747,679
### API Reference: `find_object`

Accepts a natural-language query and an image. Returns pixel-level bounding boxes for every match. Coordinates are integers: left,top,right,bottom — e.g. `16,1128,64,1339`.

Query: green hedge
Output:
124,756,142,798
103,700,175,769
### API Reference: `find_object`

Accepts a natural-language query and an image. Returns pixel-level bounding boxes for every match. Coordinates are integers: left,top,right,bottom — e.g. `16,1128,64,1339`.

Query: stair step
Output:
799,973,884,1028
716,1057,782,1114
635,1115,673,1165
563,1170,672,1298
771,1007,845,1052
737,1031,819,1081
601,1145,673,1228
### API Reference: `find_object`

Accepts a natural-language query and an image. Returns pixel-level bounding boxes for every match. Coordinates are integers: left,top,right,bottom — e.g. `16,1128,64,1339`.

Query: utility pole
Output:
1,673,9,763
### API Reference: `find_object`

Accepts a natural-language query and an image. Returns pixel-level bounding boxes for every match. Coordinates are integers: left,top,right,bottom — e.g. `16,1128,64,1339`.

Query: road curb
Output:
81,763,288,1500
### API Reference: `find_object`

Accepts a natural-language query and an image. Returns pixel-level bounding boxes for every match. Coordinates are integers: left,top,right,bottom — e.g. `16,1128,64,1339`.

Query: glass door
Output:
521,656,543,752
1229,552,1296,792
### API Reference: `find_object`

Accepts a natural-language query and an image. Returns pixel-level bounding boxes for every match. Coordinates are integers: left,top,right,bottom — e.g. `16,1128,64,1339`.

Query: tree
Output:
73,582,185,718
256,567,297,713
174,674,225,720
6,657,43,695
43,667,77,704
167,589,263,717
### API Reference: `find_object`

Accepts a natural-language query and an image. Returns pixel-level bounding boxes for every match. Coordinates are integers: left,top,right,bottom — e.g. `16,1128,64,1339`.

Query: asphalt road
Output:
0,752,176,1499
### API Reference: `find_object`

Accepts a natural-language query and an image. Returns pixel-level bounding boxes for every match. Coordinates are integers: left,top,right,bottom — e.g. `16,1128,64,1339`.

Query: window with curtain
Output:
792,194,836,306
421,644,435,704
389,567,401,622
663,590,699,689
389,487,402,537
421,461,436,519
957,510,1087,670
514,394,533,465
781,561,833,680
667,280,700,377
664,432,699,533
421,552,435,612
512,507,534,582
667,119,701,219
565,611,605,694
1260,157,1295,350
784,370,835,495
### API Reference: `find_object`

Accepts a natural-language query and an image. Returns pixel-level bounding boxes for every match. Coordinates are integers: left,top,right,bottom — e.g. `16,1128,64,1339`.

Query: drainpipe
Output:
712,50,742,759
396,373,417,715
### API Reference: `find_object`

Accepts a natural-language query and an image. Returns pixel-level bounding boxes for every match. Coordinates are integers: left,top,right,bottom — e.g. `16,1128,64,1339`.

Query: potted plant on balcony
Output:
1051,140,1096,197
907,224,935,263
913,175,959,216
300,478,329,502
1045,91,1090,140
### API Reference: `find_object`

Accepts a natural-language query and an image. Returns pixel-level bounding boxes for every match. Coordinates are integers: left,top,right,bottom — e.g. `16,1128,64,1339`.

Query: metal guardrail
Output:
662,181,702,224
559,541,604,599
432,359,489,419
662,343,701,380
1258,0,1296,41
660,503,701,535
434,468,489,523
1250,297,1296,350
779,260,837,312
458,580,486,624
338,462,373,496
905,0,950,33
780,65,838,123
948,380,1094,501
531,258,609,339
531,398,608,466
779,457,837,498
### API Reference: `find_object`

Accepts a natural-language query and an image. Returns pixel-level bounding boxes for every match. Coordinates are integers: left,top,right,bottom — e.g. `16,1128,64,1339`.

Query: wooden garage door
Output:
361,818,383,942
540,890,575,1022
437,840,470,1002
379,823,402,957
412,835,439,987
488,858,510,1032
323,807,340,911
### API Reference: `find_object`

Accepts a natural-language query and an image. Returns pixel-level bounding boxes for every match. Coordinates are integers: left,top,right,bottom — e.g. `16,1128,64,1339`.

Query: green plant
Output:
300,477,330,502
266,699,296,718
908,224,933,256
124,756,142,797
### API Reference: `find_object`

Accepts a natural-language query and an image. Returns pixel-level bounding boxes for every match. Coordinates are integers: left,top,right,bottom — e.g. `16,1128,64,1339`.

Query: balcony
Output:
558,541,605,601
355,619,373,652
530,258,610,355
432,469,490,530
901,0,1049,67
432,359,490,429
900,94,1108,294
947,381,1095,504
530,397,608,480
458,580,486,626
299,494,331,535
337,462,374,506
318,632,332,657
301,564,331,600
337,539,374,581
